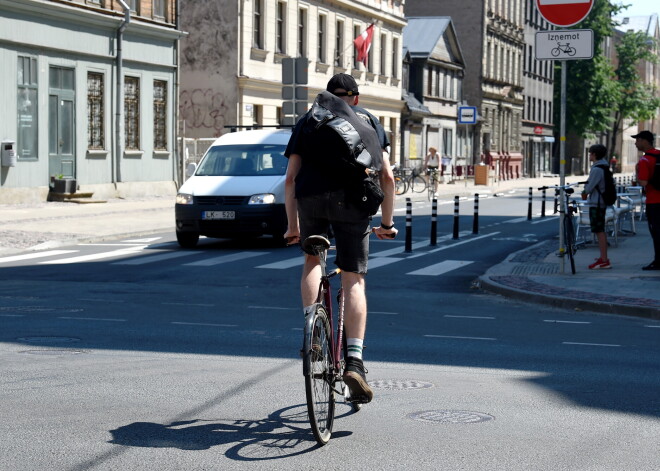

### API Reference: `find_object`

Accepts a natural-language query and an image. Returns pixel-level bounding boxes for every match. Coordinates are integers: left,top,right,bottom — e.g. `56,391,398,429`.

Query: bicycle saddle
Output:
302,235,331,254
565,188,575,195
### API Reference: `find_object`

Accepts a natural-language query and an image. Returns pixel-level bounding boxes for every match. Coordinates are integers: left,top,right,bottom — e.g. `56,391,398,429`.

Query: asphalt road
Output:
1,192,659,470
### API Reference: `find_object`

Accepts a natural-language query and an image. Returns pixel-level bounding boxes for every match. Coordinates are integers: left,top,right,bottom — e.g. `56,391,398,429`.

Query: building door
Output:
48,66,75,178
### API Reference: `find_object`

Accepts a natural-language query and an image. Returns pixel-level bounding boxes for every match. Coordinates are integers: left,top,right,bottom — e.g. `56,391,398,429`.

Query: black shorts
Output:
297,189,371,274
589,206,606,233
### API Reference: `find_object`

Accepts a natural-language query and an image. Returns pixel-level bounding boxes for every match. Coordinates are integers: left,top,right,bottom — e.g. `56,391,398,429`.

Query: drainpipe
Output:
115,0,131,184
174,0,181,187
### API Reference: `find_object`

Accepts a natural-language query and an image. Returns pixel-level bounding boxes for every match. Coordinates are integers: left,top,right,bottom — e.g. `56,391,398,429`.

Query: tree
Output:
608,30,660,156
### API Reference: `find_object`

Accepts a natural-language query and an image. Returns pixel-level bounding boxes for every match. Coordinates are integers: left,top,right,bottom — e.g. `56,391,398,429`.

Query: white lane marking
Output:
425,334,496,341
171,321,238,327
407,233,472,258
78,298,125,303
162,302,215,307
368,257,404,269
645,325,660,328
371,311,398,315
371,240,429,257
58,316,126,322
0,314,24,317
185,251,268,267
428,232,500,254
115,251,199,265
544,320,591,324
122,237,162,243
248,306,299,310
531,217,557,225
40,246,147,264
0,250,78,264
257,257,305,269
503,217,528,224
407,260,473,276
444,315,495,319
81,243,148,247
562,342,621,347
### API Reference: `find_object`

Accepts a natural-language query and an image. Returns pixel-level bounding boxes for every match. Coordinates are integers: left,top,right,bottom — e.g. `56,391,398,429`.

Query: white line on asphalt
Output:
78,298,125,303
58,316,127,322
292,327,303,331
531,217,557,224
0,314,24,317
407,233,472,259
562,342,621,347
544,320,591,324
256,257,305,269
503,217,529,224
427,232,500,254
444,315,496,319
80,243,149,247
425,334,497,341
370,311,398,315
371,240,429,257
162,302,215,307
171,321,238,327
0,250,78,264
185,251,268,267
407,260,473,276
248,306,299,310
122,237,162,243
368,257,404,269
114,251,198,265
644,325,660,328
40,246,147,264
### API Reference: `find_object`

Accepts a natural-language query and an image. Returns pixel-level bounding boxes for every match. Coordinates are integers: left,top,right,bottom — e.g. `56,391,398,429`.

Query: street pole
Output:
559,61,567,273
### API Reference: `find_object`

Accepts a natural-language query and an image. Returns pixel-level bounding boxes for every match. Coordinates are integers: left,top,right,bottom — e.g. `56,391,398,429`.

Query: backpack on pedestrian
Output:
644,149,660,190
594,163,617,207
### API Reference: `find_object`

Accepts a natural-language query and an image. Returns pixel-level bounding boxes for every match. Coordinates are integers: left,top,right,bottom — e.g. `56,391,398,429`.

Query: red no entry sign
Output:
535,0,594,27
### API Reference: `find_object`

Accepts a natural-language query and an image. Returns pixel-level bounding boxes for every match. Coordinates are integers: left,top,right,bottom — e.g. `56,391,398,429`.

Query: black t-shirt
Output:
285,105,389,198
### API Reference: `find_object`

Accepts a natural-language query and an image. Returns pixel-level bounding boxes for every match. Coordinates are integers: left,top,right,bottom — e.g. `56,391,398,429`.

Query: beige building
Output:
405,0,526,180
179,0,406,163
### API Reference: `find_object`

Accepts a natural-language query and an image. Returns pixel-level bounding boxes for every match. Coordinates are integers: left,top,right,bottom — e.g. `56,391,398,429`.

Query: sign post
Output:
458,106,478,187
535,0,593,273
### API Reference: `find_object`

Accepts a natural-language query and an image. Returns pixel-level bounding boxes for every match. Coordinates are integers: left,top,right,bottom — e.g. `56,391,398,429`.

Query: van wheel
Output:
177,231,199,248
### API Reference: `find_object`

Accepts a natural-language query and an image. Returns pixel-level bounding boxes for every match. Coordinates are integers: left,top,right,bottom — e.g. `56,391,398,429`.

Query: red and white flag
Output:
353,24,374,67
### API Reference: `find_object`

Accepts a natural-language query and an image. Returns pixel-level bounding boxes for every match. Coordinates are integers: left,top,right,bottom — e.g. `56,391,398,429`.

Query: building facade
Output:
179,0,406,164
405,0,526,180
0,0,183,203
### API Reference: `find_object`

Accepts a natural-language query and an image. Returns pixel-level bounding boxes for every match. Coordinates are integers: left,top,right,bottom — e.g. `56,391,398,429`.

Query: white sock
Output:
346,338,363,360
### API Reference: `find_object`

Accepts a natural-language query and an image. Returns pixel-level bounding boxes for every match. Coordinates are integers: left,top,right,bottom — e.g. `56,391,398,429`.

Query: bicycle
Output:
301,235,365,446
551,42,576,57
393,166,426,195
538,182,584,274
426,168,440,201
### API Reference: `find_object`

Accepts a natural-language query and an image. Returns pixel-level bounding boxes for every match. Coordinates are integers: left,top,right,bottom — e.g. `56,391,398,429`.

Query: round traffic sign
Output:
535,0,594,27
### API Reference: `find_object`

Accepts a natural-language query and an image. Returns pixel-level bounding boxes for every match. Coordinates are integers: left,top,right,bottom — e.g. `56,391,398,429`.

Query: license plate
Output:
202,211,235,220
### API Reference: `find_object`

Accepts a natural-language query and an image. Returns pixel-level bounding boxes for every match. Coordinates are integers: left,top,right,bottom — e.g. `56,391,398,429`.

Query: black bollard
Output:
405,197,412,253
430,198,438,246
541,188,546,218
554,189,559,214
452,195,459,240
527,187,533,220
472,194,479,234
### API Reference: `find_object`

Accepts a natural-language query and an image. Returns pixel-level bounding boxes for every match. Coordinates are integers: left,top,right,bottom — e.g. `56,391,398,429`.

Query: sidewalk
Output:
0,177,657,319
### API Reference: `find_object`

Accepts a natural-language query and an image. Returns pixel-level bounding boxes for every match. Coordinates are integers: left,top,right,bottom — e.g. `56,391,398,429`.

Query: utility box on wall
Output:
1,140,16,167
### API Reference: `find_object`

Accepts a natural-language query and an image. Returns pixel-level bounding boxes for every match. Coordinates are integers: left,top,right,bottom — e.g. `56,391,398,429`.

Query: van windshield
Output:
196,144,288,176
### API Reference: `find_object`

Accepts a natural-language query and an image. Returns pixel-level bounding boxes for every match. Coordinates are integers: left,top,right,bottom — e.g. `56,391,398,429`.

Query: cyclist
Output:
283,74,397,402
424,147,440,196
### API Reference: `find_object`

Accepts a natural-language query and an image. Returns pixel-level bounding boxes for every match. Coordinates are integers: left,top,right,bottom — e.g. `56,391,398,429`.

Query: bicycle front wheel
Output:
564,216,576,274
303,305,335,445
394,176,407,195
410,175,427,193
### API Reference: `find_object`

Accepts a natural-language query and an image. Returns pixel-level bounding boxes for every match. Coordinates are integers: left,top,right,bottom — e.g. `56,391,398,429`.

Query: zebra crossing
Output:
0,234,491,277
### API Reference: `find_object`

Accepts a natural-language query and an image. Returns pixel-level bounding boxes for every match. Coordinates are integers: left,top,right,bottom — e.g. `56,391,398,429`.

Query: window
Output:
298,8,307,57
128,0,138,13
153,0,165,18
276,2,286,54
87,72,104,150
153,80,167,150
443,128,453,156
17,56,38,160
318,14,326,63
380,34,387,76
335,20,344,67
253,0,263,49
392,37,399,78
353,25,360,69
124,76,140,150
427,67,433,96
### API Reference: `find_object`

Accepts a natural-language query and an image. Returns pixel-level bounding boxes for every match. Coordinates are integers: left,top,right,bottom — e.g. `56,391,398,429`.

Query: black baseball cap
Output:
326,73,359,96
631,130,655,143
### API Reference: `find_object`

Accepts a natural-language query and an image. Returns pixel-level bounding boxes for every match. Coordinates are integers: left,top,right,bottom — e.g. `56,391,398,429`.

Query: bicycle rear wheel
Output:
303,305,335,445
564,216,576,274
410,175,427,193
394,176,406,195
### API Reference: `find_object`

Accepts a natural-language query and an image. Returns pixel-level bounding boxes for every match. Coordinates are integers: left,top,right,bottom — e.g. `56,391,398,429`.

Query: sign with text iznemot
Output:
535,29,593,60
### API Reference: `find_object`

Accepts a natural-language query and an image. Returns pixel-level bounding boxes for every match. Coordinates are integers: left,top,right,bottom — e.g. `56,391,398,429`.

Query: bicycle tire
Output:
394,176,407,195
410,175,427,193
303,305,335,445
427,174,437,201
564,216,576,274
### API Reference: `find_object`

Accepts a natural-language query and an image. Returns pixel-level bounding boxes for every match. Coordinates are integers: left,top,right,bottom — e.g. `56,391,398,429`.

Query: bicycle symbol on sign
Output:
551,42,577,57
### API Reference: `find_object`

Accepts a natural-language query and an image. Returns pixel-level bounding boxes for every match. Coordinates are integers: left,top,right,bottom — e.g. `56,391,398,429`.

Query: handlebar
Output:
537,182,585,191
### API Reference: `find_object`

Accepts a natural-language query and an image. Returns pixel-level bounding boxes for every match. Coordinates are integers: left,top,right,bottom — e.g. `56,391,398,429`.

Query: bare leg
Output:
341,271,367,339
301,254,321,307
596,231,608,261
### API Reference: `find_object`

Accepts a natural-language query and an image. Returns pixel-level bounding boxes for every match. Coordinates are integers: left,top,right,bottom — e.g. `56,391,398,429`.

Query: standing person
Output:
581,144,611,270
633,130,660,270
283,74,397,402
424,147,440,195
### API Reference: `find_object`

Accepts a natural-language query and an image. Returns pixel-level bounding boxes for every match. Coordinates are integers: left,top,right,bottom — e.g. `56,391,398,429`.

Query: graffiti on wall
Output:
179,89,229,134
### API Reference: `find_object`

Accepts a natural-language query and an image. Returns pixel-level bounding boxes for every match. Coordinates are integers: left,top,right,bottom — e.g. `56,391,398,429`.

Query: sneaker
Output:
343,357,373,403
588,258,611,270
642,261,660,271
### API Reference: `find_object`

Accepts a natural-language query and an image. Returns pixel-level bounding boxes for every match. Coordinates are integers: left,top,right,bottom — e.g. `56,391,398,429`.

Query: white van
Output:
175,129,292,247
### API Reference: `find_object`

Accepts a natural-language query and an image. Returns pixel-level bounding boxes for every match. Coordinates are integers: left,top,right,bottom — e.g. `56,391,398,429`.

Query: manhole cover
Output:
17,336,81,343
20,349,86,355
408,410,494,424
369,379,434,390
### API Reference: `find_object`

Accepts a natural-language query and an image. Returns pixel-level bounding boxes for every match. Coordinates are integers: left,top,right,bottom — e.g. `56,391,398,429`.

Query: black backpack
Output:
594,163,617,206
645,149,660,190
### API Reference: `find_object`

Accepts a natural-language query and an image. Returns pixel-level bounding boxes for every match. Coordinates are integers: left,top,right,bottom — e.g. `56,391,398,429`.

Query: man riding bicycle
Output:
283,74,397,402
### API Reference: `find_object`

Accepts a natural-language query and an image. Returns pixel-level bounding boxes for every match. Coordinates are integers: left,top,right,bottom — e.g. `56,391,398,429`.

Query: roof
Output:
615,14,659,36
403,91,432,116
402,17,451,58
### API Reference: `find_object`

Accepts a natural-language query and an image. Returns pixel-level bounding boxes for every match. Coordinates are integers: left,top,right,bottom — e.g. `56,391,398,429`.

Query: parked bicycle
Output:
301,235,365,446
538,182,584,274
393,165,426,195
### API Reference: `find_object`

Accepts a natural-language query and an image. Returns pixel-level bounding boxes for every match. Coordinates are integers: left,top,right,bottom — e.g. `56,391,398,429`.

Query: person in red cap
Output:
633,130,660,270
